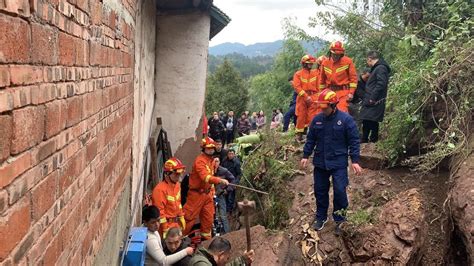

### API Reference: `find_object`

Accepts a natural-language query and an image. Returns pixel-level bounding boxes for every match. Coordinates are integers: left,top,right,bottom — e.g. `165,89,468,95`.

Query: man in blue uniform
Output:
300,89,363,235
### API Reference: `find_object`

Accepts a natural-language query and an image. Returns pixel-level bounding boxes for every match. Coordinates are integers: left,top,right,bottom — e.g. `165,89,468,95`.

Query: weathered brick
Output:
75,39,89,66
0,0,30,17
0,115,12,163
0,197,31,261
0,151,32,189
45,100,67,138
89,0,101,25
0,14,30,63
66,96,82,127
31,171,57,221
85,138,97,164
10,65,43,85
12,226,34,264
58,32,75,66
37,138,57,161
0,189,7,214
9,85,34,109
11,106,45,154
0,90,14,113
58,150,82,195
0,66,10,87
31,23,58,65
31,83,57,105
41,234,61,266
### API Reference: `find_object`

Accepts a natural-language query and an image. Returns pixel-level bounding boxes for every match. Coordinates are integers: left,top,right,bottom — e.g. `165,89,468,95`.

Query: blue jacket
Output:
303,109,360,170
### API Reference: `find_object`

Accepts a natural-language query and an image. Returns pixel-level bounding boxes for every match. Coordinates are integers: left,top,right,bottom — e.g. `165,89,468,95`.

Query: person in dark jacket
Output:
222,111,237,145
221,149,242,213
236,113,251,136
359,51,391,143
214,139,228,162
214,159,236,233
283,76,298,132
162,227,193,266
209,112,225,141
348,68,371,127
301,89,362,235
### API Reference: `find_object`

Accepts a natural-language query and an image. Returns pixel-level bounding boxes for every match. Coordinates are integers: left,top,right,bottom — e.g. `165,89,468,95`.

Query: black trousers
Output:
362,120,379,143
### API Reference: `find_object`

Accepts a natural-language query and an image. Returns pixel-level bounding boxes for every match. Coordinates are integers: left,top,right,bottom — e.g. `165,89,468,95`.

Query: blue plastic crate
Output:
123,227,147,266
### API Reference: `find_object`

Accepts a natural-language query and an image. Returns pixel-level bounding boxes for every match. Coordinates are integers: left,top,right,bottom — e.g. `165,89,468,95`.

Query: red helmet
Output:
164,157,186,173
316,89,339,108
329,41,345,55
300,54,316,64
201,137,216,149
316,55,328,65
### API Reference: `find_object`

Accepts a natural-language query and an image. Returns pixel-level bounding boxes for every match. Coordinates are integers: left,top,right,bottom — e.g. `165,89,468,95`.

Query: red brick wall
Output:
0,0,137,264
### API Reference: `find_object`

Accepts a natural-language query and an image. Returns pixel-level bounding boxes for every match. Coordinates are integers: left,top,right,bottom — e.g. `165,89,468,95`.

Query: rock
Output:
448,153,474,263
343,189,426,265
359,143,387,170
203,225,304,265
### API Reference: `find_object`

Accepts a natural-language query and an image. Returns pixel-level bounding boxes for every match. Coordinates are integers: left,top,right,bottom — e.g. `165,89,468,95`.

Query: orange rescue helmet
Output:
329,41,345,55
316,55,328,65
316,89,339,108
164,157,186,173
300,54,316,64
201,137,216,149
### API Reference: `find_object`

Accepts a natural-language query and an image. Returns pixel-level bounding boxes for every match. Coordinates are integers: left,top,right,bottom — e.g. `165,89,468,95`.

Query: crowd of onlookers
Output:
207,109,287,144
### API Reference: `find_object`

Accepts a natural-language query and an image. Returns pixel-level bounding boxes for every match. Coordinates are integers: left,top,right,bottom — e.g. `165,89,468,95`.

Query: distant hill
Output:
209,39,327,57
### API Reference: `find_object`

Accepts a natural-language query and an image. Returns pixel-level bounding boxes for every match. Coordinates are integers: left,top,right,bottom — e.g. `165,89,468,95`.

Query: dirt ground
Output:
285,165,450,265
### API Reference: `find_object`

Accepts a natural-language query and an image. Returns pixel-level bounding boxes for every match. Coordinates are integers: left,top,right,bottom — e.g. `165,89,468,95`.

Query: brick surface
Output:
31,23,58,65
10,65,44,85
45,100,67,138
0,66,10,87
75,39,89,66
31,83,57,105
10,86,34,108
0,151,32,189
11,106,45,154
0,115,12,163
0,189,8,214
31,171,57,221
66,96,83,127
0,197,31,261
0,0,30,17
0,90,14,113
0,14,30,63
41,234,61,266
58,32,75,66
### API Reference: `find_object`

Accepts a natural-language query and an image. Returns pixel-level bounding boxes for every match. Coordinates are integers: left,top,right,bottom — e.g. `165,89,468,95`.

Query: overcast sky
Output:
210,0,340,46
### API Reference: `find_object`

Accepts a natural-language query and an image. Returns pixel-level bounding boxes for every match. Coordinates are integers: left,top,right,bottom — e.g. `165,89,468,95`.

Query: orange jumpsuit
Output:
183,153,222,240
293,68,321,133
152,179,185,237
319,56,357,112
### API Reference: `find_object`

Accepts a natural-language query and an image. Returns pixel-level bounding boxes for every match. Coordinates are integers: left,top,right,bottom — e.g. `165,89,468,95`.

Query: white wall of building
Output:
155,11,210,167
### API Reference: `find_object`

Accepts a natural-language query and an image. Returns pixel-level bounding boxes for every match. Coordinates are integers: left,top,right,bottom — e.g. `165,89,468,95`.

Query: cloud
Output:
211,0,340,46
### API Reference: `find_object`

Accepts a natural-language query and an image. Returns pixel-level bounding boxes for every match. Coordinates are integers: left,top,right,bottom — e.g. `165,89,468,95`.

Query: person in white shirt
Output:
142,205,194,265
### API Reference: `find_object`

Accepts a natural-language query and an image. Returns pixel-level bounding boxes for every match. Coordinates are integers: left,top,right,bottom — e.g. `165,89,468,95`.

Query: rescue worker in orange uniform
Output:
319,41,357,113
292,54,320,141
183,137,230,240
152,157,187,238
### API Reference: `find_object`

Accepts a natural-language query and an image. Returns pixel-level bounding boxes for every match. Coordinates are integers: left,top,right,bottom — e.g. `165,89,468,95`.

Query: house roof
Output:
209,4,231,39
155,0,230,40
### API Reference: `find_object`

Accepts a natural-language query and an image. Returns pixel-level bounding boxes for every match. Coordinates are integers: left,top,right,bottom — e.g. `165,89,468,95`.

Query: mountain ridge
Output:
210,39,327,57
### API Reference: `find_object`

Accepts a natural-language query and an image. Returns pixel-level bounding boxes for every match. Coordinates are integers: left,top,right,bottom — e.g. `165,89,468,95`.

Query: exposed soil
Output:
285,165,450,265
213,142,454,265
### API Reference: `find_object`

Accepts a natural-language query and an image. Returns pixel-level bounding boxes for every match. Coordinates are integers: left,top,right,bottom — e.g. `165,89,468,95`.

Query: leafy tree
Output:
304,0,473,171
248,39,306,114
205,59,249,116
